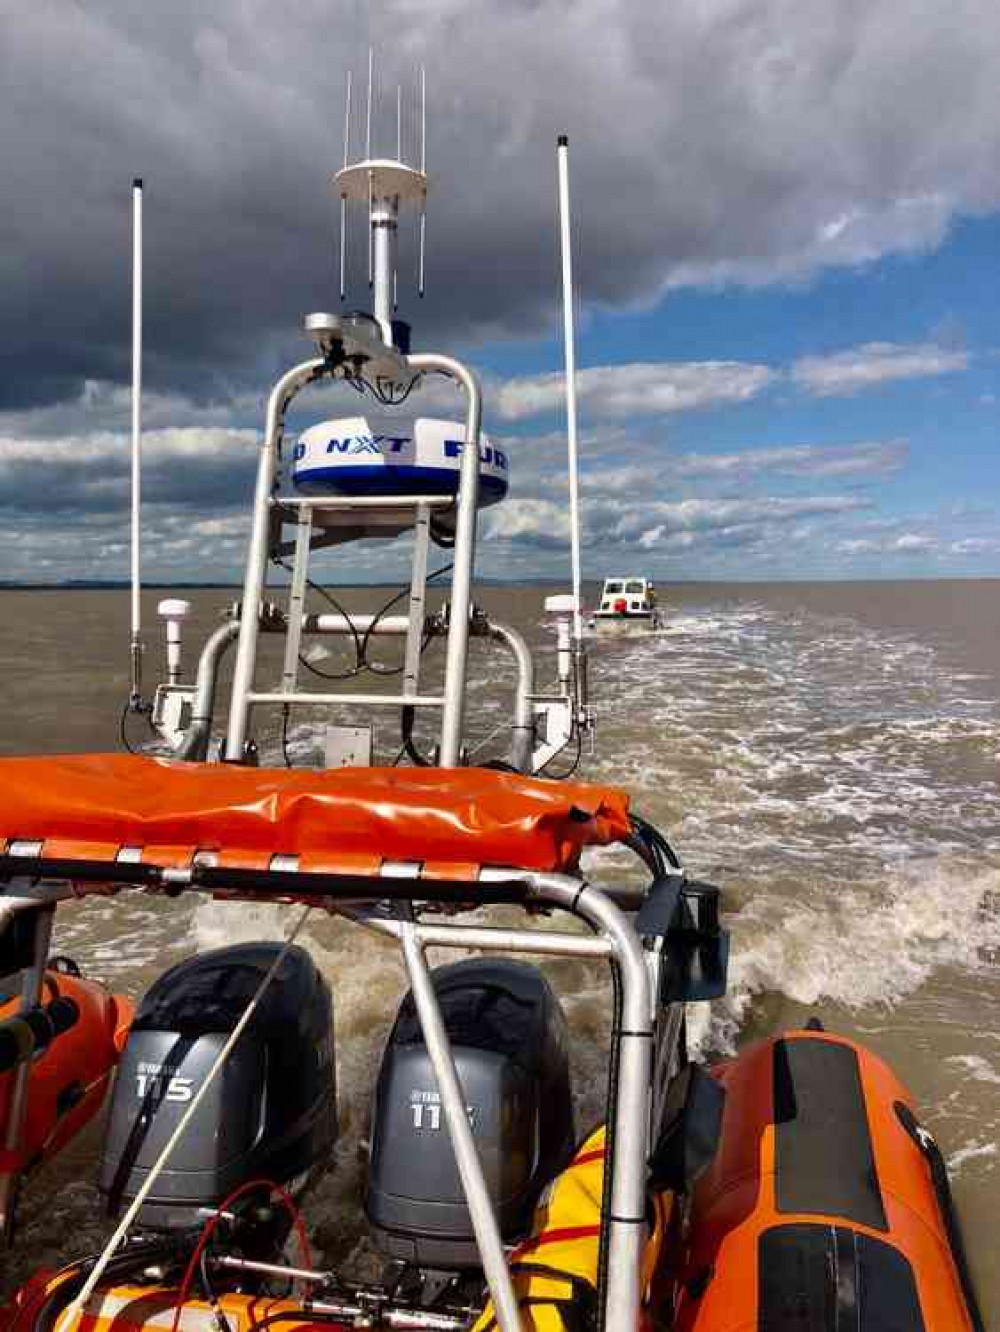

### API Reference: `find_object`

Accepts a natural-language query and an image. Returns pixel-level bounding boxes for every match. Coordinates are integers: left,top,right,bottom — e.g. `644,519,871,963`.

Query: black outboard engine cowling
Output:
366,958,574,1268
99,942,336,1233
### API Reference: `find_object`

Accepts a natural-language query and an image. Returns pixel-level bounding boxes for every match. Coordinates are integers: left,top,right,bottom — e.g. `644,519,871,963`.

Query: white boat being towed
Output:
591,577,662,633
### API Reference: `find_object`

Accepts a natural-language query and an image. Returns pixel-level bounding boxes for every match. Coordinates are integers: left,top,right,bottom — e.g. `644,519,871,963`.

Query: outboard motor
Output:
99,943,336,1237
366,958,574,1268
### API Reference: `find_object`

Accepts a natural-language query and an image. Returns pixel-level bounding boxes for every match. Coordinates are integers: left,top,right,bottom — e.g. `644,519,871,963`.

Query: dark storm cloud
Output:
0,428,258,515
4,0,1000,414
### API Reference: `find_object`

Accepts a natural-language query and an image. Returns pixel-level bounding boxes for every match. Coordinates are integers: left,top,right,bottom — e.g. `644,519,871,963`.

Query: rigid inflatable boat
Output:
0,762,983,1331
0,71,985,1332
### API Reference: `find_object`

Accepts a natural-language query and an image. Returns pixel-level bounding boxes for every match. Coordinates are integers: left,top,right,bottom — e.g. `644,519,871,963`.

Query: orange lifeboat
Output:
2,1031,986,1330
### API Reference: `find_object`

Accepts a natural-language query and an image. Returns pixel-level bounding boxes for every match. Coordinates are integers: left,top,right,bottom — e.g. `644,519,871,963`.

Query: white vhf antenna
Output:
337,51,427,345
556,135,588,721
129,176,144,708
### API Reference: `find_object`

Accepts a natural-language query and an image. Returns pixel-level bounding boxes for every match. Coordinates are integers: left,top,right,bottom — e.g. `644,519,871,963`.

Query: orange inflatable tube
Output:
0,753,632,877
671,1030,981,1331
0,969,133,1200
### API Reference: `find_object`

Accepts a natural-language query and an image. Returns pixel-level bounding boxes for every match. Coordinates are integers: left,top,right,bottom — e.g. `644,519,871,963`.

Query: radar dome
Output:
292,416,508,507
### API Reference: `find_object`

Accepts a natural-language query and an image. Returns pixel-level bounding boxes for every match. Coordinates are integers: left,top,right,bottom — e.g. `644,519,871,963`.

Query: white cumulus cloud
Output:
791,343,969,397
497,361,776,421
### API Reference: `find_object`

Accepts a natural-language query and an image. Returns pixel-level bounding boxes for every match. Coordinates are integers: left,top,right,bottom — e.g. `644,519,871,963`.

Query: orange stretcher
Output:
0,754,632,882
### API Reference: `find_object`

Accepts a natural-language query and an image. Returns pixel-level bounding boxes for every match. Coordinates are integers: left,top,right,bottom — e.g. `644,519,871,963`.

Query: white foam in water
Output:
689,858,1000,1056
947,1140,999,1175
580,603,1000,1088
193,899,287,948
947,1054,1000,1087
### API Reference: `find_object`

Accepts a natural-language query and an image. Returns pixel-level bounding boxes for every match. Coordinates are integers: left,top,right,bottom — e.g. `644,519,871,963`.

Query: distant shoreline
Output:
2,576,998,591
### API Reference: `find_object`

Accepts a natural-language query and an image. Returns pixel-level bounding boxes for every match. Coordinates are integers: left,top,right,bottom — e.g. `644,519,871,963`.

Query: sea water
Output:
1,581,997,1316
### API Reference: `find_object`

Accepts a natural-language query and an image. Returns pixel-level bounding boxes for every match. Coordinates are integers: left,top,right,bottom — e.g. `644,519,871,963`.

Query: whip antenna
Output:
418,66,427,296
339,70,351,300
129,176,144,708
557,137,585,654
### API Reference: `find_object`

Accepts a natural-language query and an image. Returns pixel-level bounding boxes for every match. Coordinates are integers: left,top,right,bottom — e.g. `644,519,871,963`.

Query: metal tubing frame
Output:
177,610,531,763
406,352,482,767
176,623,240,761
521,875,652,1331
400,921,523,1332
358,914,614,962
306,613,412,636
488,620,535,772
0,863,660,1326
248,690,442,708
355,872,652,1332
279,509,314,695
225,357,326,759
372,194,399,342
225,351,481,767
403,503,432,699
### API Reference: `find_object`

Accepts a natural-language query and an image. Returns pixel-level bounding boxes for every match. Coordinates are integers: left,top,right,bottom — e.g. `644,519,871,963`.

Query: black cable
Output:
359,584,410,677
535,726,583,781
119,700,155,754
360,562,452,677
119,700,138,754
629,813,681,873
400,704,431,767
363,373,420,408
280,705,293,768
430,518,456,548
271,555,363,682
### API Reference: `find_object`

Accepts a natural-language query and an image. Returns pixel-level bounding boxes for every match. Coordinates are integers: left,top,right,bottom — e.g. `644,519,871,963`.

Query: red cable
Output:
170,1177,312,1332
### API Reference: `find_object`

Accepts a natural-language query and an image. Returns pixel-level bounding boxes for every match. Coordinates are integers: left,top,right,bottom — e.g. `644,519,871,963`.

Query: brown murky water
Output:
1,579,998,1317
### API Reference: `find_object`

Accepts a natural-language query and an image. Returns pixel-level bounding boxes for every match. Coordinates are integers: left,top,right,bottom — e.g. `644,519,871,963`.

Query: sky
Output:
2,0,1000,584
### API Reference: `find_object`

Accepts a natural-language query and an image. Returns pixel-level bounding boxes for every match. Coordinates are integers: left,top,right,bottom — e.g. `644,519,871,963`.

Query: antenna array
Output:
336,53,427,348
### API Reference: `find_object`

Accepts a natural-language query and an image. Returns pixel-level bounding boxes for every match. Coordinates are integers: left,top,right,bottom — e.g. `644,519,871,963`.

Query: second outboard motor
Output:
99,943,336,1236
366,958,574,1268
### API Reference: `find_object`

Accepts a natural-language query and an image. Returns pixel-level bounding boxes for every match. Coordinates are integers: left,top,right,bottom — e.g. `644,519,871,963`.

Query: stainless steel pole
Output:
405,354,482,767
488,620,535,772
176,621,240,761
400,923,522,1332
224,358,325,760
529,874,652,1330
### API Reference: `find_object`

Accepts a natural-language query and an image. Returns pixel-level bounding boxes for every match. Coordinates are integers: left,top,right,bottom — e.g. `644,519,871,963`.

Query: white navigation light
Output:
291,416,509,507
